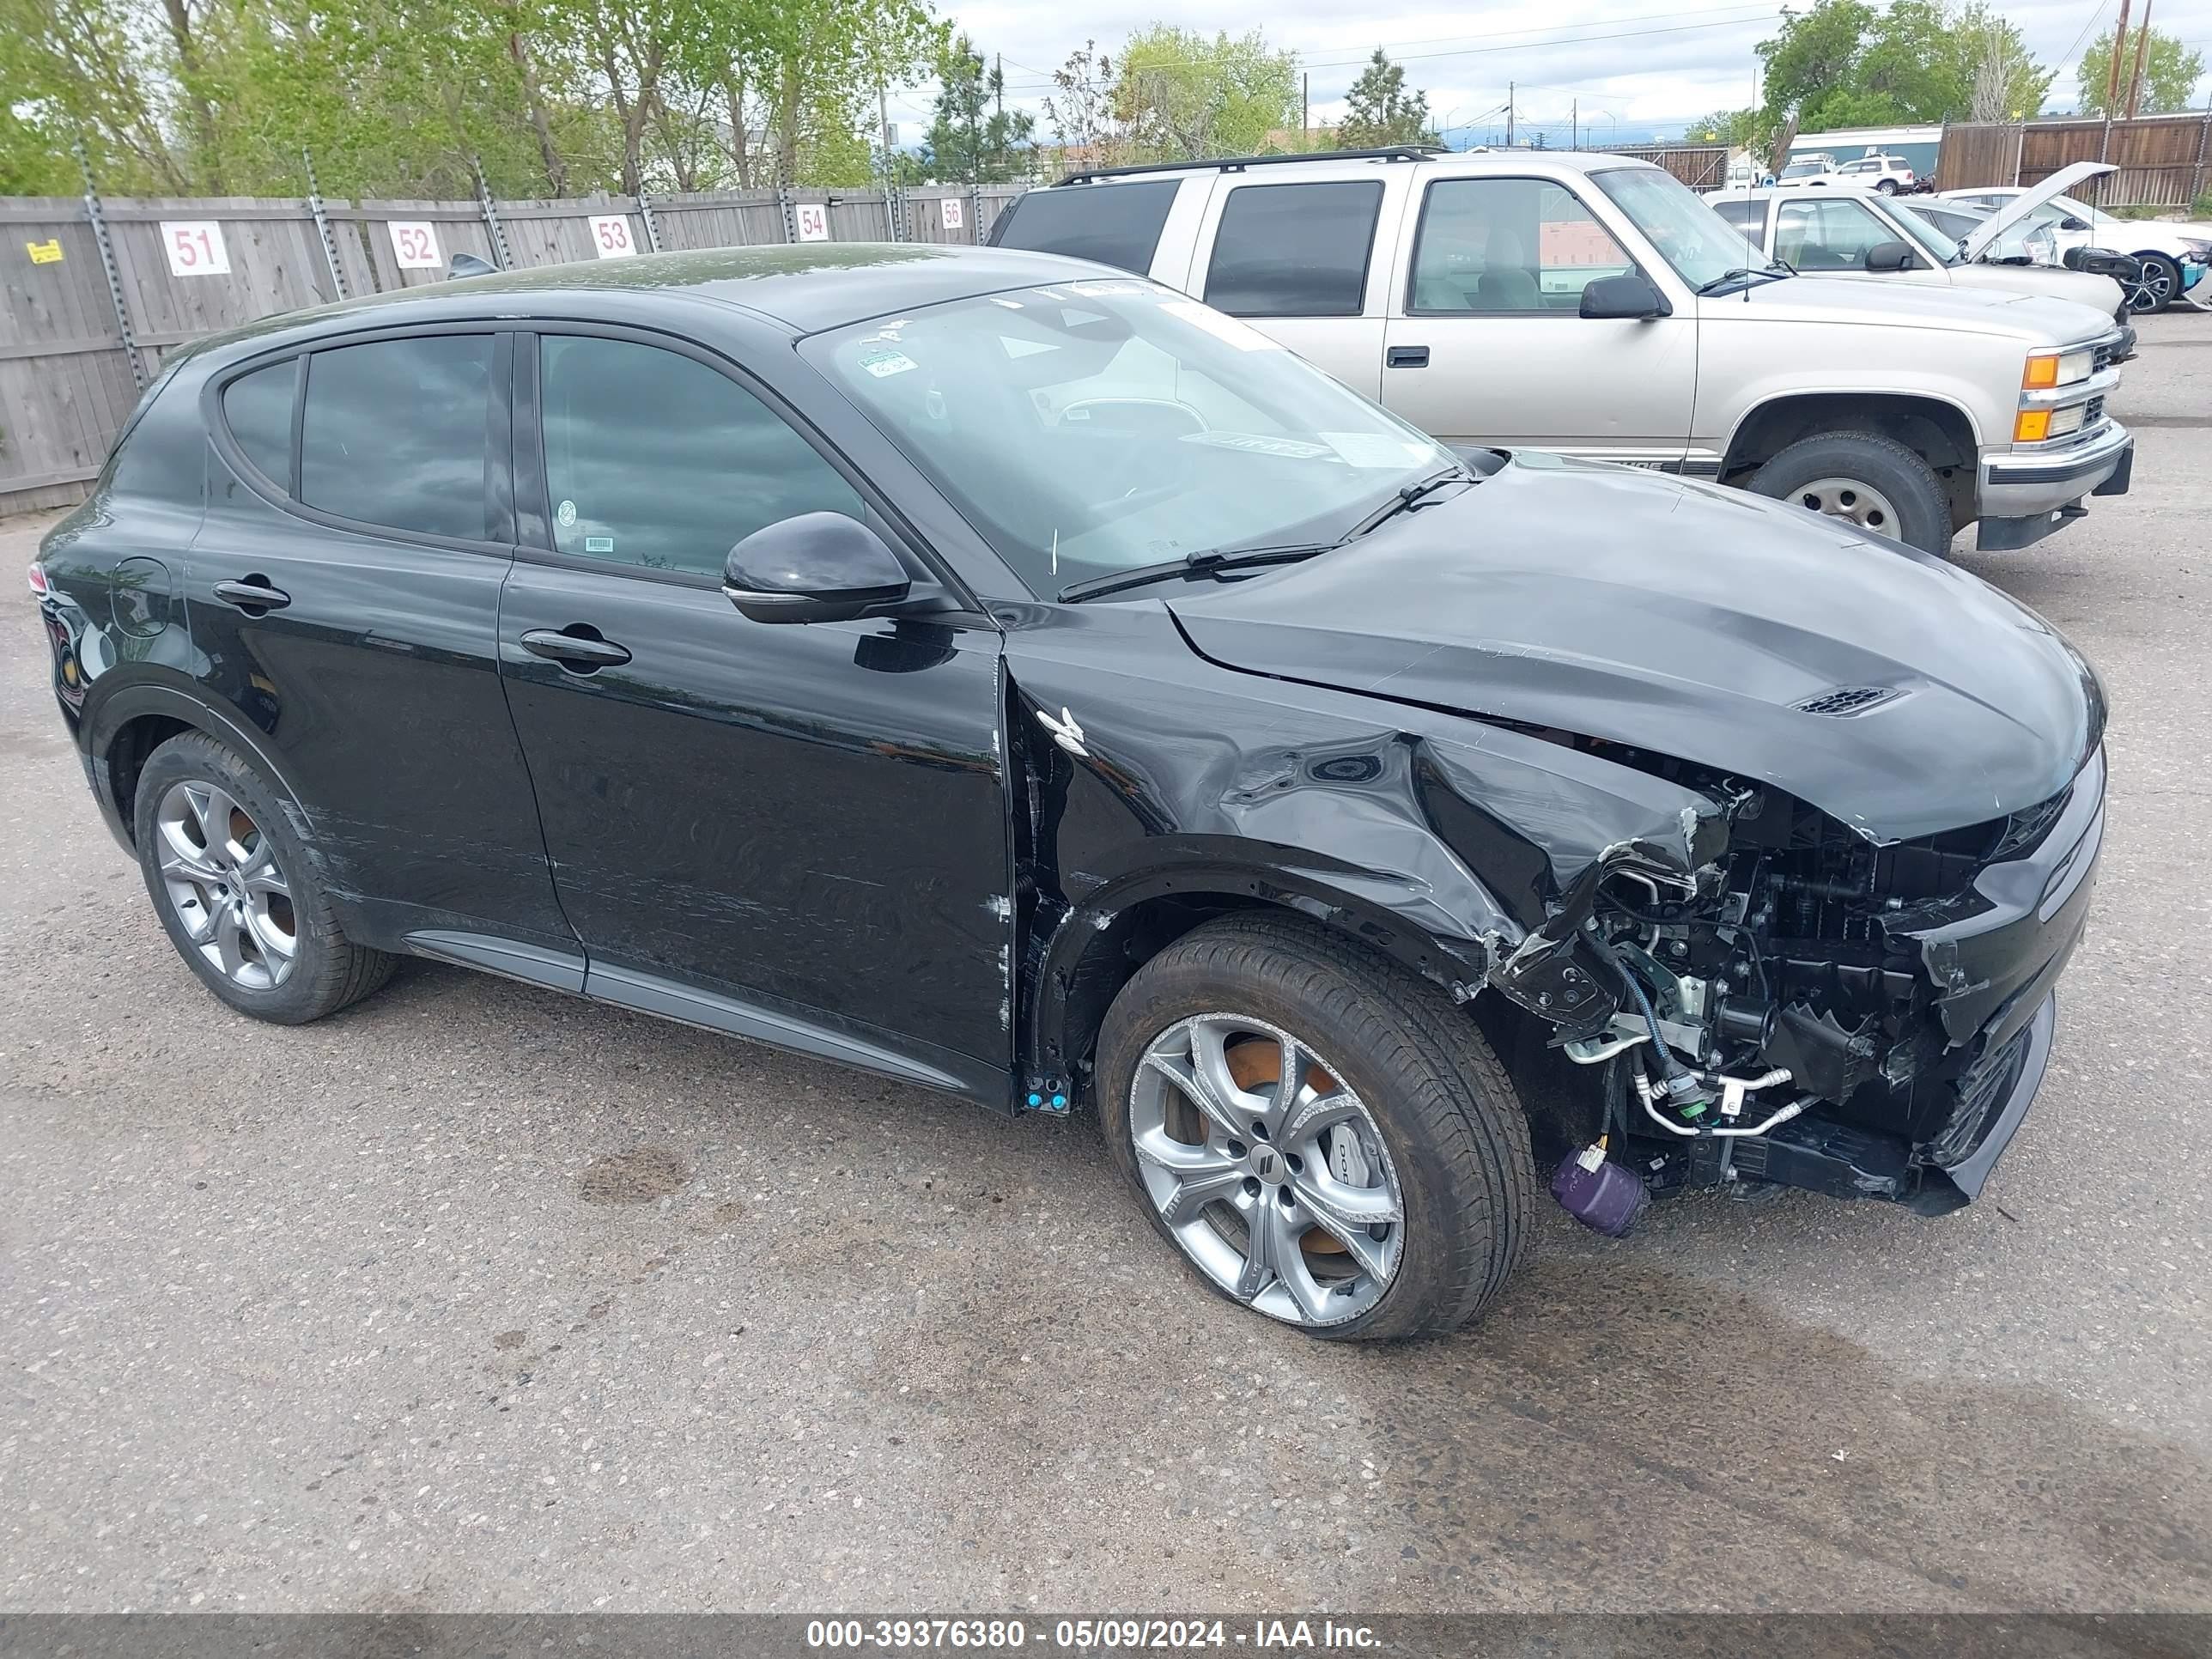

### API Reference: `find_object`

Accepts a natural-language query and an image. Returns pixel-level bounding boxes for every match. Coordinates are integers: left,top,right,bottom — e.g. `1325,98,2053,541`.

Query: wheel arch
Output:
86,680,313,850
1719,390,1982,526
1025,856,1497,1089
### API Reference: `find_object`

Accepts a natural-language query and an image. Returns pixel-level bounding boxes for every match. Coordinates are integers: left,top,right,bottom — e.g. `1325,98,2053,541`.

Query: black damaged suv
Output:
34,246,2104,1338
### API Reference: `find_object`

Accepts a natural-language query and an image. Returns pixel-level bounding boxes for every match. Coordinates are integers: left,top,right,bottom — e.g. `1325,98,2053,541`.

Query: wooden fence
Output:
1935,112,2212,208
0,182,1023,515
1608,144,1731,191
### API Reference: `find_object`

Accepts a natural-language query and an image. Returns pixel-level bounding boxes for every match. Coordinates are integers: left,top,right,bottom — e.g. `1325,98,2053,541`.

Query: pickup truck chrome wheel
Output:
155,780,298,990
1793,476,1901,538
1127,1012,1405,1328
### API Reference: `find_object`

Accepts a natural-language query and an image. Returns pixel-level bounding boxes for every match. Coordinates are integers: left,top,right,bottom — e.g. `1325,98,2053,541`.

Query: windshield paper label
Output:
1322,433,1440,468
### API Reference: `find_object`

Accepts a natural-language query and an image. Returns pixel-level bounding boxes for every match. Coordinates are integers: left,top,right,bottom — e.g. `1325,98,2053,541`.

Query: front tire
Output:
1096,915,1532,1340
2128,252,2183,313
133,732,394,1024
1875,178,1899,194
1747,430,1953,555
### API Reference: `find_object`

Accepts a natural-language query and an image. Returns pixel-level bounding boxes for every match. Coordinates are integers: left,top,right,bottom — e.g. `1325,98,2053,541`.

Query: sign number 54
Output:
794,203,830,242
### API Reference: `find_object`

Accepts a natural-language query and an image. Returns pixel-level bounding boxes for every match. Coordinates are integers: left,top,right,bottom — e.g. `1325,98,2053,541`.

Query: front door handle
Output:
520,626,632,671
212,578,291,611
1386,345,1429,368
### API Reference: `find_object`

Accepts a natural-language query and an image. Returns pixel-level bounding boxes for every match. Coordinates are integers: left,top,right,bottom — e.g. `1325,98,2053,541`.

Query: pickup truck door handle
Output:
1386,345,1430,368
520,627,633,670
211,578,291,611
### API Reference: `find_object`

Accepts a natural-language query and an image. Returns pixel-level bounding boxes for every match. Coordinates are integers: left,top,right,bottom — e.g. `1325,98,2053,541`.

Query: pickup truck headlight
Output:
2014,403,2090,443
2022,347,2094,390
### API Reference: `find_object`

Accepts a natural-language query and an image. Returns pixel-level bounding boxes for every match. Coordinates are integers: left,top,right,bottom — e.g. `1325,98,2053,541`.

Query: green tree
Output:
922,33,1035,183
1044,40,1127,170
2076,27,2208,116
1756,0,2050,132
1113,26,1297,161
1336,49,1430,149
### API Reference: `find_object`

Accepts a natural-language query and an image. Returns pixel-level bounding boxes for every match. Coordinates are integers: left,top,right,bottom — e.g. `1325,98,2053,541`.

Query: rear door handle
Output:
1386,345,1429,368
520,627,632,670
212,578,291,611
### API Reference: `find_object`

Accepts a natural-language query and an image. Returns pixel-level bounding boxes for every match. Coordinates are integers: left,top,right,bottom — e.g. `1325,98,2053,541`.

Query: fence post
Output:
776,183,799,242
2192,108,2211,211
74,139,146,392
472,158,514,269
636,191,663,253
301,149,349,300
968,185,982,245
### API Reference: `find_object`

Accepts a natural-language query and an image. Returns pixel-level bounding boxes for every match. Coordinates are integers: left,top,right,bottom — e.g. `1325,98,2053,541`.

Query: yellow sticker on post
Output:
26,239,64,265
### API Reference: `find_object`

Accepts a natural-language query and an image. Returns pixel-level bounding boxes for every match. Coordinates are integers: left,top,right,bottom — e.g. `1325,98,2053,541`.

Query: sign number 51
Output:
161,221,231,276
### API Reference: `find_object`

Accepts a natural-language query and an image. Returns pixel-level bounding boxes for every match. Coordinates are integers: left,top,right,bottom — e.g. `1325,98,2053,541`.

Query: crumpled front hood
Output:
1169,453,2104,842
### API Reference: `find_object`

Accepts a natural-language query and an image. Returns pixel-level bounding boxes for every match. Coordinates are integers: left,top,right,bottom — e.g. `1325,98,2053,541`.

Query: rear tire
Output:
1096,915,1532,1340
1875,178,1899,194
1747,430,1953,556
133,732,395,1024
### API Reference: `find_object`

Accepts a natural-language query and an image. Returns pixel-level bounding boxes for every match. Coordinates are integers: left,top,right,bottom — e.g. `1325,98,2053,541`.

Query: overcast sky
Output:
917,0,2212,147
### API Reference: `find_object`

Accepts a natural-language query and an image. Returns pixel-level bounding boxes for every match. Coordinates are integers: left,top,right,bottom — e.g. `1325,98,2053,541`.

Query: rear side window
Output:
989,181,1180,275
300,336,495,540
1711,198,1766,242
537,335,862,579
1204,181,1382,318
222,360,295,487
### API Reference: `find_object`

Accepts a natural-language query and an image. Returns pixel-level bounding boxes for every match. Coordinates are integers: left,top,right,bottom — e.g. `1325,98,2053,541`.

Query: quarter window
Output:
222,360,295,488
1710,198,1767,245
1774,198,1895,271
1204,181,1382,317
991,180,1180,274
537,335,862,579
300,335,495,539
1410,178,1633,313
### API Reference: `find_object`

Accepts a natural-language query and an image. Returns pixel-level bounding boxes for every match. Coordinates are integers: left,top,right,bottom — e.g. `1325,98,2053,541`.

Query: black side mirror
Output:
2059,216,2091,233
1579,272,1670,320
1863,239,1917,272
724,513,910,624
2065,246,2141,280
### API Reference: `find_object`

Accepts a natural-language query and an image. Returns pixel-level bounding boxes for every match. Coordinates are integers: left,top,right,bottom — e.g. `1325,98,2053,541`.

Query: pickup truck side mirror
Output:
1863,240,1917,272
1579,272,1671,320
724,513,910,624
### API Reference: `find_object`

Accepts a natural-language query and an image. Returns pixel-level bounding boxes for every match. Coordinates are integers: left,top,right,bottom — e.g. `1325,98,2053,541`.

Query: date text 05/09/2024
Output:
805,1618,1382,1650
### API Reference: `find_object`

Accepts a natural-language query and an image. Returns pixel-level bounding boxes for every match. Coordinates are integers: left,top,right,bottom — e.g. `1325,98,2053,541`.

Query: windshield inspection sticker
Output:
584,536,614,553
1322,432,1439,468
858,343,918,378
1180,431,1333,460
555,499,578,528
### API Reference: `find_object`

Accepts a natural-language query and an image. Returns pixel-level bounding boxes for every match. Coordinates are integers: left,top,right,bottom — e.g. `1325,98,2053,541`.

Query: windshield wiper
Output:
1696,265,1790,296
1057,542,1334,604
1340,464,1470,543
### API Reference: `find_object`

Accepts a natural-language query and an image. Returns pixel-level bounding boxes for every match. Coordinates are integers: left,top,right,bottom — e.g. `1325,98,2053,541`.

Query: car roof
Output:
179,243,1106,360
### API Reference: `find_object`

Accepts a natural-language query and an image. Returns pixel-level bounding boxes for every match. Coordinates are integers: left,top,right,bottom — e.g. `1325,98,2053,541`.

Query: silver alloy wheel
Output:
155,780,298,989
2127,258,2175,313
1127,1012,1405,1328
1794,476,1901,538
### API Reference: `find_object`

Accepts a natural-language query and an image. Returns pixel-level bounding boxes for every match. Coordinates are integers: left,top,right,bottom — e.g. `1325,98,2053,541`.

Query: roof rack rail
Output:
1055,144,1443,187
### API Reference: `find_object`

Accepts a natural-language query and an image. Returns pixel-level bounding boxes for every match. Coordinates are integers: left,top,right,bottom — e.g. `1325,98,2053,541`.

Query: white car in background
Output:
1780,152,1919,192
1706,183,2133,330
1941,162,2212,313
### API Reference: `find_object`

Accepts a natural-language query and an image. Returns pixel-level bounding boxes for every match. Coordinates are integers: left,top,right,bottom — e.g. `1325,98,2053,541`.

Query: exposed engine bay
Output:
1485,740,2101,1228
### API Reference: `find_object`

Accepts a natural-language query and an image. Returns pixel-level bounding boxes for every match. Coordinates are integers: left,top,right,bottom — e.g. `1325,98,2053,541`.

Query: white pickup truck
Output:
991,147,2135,555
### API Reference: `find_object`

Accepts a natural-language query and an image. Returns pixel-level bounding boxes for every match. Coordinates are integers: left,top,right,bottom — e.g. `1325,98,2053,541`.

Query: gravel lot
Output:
3,312,2209,1616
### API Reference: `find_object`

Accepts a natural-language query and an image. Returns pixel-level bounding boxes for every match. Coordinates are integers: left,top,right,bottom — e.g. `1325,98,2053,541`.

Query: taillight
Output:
27,562,48,596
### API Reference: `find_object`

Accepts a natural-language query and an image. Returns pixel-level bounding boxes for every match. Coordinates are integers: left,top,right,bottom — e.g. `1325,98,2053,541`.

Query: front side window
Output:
538,335,861,578
1204,181,1382,317
221,359,295,488
1592,165,1779,291
1410,178,1634,313
810,281,1453,599
1775,197,1895,271
300,336,494,539
991,180,1180,275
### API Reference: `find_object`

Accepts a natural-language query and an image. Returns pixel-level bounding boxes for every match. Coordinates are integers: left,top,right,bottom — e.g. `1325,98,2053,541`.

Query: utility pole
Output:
2105,0,2134,115
1302,72,1310,146
2124,0,2154,119
1571,98,1578,149
1506,82,1515,146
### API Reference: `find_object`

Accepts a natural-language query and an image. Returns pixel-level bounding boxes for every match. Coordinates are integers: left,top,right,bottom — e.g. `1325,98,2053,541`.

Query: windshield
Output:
809,282,1454,599
1590,166,1778,289
1887,200,1966,264
1780,161,1826,179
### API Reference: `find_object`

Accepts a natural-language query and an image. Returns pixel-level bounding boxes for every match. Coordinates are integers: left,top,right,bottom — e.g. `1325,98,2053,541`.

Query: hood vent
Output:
1793,685,1902,718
